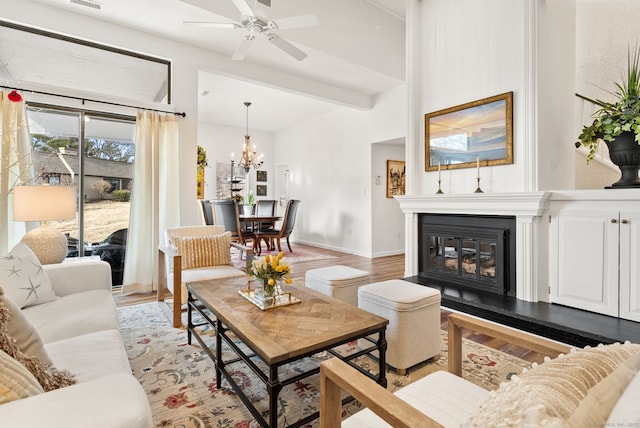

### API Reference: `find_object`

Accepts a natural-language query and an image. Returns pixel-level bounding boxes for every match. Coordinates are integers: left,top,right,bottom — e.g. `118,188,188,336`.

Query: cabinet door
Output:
551,209,619,316
619,210,640,322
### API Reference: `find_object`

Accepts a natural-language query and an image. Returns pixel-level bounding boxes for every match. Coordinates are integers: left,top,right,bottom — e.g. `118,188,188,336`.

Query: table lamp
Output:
13,185,77,265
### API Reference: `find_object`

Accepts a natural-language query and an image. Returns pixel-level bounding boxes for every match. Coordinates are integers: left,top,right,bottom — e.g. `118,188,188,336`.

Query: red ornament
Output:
7,90,22,102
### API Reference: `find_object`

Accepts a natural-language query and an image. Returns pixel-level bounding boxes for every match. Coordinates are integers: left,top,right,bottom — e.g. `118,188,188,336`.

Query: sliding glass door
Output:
27,106,135,285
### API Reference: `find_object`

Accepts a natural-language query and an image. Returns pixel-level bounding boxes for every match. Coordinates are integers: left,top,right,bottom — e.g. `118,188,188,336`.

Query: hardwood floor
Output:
112,243,545,364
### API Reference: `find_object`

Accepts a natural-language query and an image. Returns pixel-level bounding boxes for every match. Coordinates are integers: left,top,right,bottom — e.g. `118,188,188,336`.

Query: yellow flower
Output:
265,254,271,263
277,252,284,260
268,278,275,286
285,278,292,284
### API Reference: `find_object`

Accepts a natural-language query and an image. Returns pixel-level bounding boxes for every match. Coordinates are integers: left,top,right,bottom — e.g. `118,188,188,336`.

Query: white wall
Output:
273,84,406,257
372,141,406,257
418,0,575,195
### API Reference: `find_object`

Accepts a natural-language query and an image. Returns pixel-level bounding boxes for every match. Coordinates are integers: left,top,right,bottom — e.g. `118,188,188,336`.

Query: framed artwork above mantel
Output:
425,91,513,171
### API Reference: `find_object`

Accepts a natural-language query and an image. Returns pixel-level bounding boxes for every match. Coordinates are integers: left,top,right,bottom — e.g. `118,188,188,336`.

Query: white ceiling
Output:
24,0,406,132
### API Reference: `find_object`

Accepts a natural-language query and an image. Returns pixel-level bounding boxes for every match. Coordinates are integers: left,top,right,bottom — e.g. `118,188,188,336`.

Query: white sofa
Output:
0,260,152,428
320,312,640,427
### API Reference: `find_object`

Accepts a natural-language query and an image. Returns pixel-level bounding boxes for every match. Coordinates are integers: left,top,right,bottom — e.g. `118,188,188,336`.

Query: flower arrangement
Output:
250,252,292,294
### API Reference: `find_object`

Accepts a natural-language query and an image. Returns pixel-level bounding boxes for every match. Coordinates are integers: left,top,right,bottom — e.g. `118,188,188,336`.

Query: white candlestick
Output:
476,156,480,178
438,162,441,181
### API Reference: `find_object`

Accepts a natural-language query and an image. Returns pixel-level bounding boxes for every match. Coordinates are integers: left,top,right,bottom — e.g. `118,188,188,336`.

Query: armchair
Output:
319,312,628,427
157,225,252,327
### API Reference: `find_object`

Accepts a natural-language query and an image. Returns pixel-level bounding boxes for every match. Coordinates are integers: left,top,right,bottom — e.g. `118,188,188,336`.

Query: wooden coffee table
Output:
187,277,388,428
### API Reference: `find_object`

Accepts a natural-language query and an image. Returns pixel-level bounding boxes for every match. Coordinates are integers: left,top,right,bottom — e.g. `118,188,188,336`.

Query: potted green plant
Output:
243,191,255,216
575,46,640,187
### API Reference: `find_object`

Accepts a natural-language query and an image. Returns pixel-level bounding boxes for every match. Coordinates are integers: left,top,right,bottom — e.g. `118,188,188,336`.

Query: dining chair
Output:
260,199,300,253
199,199,214,225
212,199,258,256
255,199,278,231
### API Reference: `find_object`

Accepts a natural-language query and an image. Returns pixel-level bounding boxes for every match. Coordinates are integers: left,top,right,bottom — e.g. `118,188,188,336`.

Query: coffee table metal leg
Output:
215,324,223,389
377,328,388,388
268,366,283,428
187,292,193,345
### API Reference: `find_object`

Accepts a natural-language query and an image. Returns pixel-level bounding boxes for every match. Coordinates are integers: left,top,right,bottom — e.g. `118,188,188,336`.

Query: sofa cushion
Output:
169,232,232,269
0,288,75,392
45,329,131,382
0,243,56,308
1,289,52,365
468,342,640,427
343,370,489,427
0,348,44,404
22,289,118,344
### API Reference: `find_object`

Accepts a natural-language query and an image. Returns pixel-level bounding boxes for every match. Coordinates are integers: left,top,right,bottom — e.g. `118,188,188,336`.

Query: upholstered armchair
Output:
320,313,640,427
157,225,252,327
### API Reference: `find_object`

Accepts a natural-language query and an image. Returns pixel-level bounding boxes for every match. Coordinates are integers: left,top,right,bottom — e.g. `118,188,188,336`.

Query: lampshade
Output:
13,185,76,222
13,185,76,265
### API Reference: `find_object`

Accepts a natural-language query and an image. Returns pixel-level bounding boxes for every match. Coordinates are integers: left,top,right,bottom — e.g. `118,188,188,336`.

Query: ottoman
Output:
305,265,370,306
358,280,441,374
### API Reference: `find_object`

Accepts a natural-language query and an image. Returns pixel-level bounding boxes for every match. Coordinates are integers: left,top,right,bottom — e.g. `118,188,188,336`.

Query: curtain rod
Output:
2,85,186,117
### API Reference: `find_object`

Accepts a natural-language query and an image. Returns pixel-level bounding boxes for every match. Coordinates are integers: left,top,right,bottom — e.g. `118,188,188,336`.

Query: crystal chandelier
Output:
234,101,263,173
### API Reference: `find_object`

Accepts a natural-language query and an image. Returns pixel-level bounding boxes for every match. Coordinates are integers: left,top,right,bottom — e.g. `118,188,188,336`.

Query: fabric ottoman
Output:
358,280,441,374
305,265,370,306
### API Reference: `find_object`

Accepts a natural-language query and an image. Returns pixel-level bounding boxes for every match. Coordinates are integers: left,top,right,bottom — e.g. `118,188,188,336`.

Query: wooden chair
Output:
255,199,278,231
212,199,258,254
260,199,300,252
319,312,573,427
157,225,253,327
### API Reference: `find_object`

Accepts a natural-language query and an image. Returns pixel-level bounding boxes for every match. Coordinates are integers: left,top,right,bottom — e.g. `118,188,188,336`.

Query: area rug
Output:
118,302,530,428
230,246,337,270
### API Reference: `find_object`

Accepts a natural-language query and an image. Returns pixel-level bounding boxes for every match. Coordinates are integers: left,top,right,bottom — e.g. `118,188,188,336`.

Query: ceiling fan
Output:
184,0,319,61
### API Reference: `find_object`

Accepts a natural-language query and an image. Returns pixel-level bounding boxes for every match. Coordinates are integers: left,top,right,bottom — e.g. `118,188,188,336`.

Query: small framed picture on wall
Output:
257,170,267,182
256,184,267,196
386,160,406,198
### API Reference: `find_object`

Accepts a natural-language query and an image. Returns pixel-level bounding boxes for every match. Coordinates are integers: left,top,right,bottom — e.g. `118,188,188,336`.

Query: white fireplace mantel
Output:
396,192,552,302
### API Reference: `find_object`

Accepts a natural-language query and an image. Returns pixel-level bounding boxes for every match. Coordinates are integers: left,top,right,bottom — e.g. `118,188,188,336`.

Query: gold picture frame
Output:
425,92,513,171
387,160,406,198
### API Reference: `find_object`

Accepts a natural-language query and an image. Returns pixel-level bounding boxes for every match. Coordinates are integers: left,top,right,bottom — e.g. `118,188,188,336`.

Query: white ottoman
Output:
305,265,370,306
358,280,441,374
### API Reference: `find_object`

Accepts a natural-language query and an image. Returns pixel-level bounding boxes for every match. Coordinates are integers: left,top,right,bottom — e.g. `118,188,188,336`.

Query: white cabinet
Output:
619,211,640,322
549,192,640,322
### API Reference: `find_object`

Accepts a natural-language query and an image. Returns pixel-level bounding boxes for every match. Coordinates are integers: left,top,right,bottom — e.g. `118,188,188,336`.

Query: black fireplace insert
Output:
418,214,516,296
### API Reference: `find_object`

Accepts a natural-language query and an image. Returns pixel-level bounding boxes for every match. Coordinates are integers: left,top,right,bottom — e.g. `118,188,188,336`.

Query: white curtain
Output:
121,111,180,294
0,91,35,255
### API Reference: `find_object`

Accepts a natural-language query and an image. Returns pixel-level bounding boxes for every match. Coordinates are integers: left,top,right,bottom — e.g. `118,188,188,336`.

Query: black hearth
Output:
418,214,516,296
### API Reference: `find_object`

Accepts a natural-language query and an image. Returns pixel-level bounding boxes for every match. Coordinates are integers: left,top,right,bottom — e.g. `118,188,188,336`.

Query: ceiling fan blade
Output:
183,21,239,29
268,34,307,61
231,0,255,18
271,14,319,30
232,37,253,61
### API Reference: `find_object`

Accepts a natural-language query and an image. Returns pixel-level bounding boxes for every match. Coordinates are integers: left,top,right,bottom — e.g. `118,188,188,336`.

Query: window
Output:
28,106,135,286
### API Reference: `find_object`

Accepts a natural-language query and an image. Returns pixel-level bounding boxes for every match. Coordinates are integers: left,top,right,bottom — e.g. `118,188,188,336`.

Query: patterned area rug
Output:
230,246,337,270
118,302,530,428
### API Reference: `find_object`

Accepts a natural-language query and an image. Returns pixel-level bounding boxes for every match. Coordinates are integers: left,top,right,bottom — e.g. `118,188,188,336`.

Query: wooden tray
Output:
238,289,301,311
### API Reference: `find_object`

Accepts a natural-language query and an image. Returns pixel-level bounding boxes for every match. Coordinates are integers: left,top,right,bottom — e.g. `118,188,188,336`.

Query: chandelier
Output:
233,101,263,173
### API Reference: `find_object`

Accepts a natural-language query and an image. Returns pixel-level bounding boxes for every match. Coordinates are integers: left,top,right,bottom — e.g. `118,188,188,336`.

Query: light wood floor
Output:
112,243,545,364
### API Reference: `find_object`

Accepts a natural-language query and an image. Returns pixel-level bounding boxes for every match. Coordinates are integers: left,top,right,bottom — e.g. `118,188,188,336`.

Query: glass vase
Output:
255,278,276,306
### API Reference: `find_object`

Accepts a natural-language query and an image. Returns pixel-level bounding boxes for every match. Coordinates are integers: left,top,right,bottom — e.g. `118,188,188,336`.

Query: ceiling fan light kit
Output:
185,0,318,61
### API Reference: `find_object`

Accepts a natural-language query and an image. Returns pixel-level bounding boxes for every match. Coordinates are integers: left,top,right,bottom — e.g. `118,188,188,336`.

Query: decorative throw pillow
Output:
169,232,232,270
0,348,44,404
1,288,52,366
0,287,75,392
467,342,640,427
0,243,56,308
